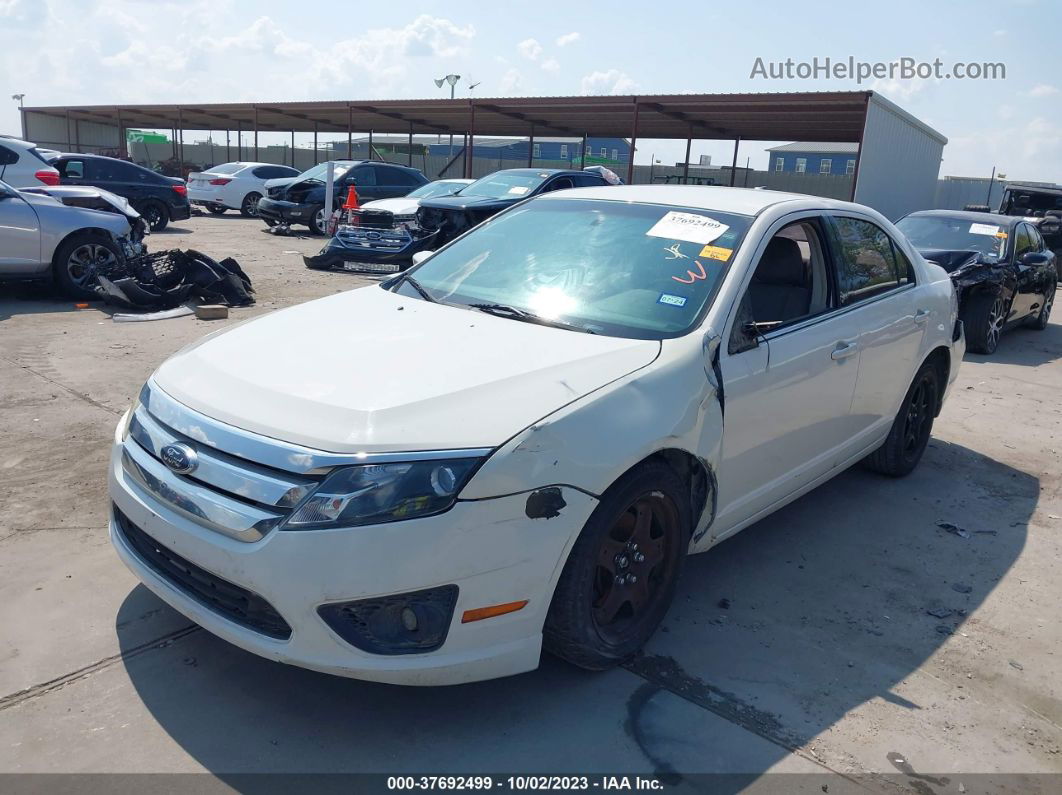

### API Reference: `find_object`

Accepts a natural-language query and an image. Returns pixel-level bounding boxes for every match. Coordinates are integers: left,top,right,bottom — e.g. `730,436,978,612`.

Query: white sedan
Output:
108,186,964,685
361,178,473,218
186,162,300,217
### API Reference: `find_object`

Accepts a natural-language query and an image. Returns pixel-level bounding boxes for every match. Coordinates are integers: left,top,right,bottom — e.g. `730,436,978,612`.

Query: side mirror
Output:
411,250,434,266
1021,251,1050,267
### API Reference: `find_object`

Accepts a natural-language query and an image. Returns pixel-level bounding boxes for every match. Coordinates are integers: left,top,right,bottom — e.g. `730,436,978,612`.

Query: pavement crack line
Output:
0,356,121,417
622,655,882,791
0,625,201,712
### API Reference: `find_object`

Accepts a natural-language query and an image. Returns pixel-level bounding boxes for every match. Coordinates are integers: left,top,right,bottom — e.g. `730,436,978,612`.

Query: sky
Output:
2,0,1060,181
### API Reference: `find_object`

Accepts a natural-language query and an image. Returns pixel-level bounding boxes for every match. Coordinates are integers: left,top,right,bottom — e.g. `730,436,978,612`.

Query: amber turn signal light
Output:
461,600,529,623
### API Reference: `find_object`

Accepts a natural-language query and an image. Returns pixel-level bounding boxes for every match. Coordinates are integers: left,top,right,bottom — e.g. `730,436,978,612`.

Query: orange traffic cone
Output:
343,185,360,209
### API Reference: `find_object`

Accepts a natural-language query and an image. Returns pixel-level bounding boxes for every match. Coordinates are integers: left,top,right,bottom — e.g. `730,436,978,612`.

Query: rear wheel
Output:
240,192,262,217
307,204,328,235
863,360,940,477
544,462,691,670
1025,280,1056,330
52,233,122,300
139,200,169,232
206,203,226,215
963,290,1007,354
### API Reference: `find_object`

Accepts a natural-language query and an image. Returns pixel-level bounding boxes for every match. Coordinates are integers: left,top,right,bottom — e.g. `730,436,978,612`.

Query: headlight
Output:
281,458,482,530
119,383,149,441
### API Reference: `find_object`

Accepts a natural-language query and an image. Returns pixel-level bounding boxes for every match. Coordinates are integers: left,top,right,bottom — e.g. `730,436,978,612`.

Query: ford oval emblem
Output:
160,442,198,475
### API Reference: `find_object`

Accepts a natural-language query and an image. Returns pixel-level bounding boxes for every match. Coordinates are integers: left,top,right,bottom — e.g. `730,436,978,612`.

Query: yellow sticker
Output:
699,244,733,261
995,231,1008,238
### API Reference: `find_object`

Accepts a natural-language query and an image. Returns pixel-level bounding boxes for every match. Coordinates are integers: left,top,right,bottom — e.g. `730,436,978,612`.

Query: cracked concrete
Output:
1,214,1060,789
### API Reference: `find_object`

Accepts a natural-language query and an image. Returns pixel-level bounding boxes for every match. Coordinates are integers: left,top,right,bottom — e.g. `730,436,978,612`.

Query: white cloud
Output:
946,117,1062,180
580,69,637,95
1027,84,1059,97
555,32,581,47
870,77,926,102
992,29,1007,36
499,68,522,93
540,58,560,73
517,38,542,61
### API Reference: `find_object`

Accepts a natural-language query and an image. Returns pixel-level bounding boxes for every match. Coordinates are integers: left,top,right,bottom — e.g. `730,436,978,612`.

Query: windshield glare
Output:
897,215,1008,259
397,198,752,339
296,162,353,182
460,172,547,200
408,181,467,200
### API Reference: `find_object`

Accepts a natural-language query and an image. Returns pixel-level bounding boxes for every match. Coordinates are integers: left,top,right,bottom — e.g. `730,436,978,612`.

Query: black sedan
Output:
414,168,610,246
897,210,1057,354
50,154,190,231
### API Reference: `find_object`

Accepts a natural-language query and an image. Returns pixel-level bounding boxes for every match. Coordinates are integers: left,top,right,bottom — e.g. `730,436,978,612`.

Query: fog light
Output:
317,585,458,655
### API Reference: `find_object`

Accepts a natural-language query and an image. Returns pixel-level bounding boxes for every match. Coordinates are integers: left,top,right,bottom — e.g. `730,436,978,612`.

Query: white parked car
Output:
361,178,474,218
0,136,60,188
109,186,964,685
186,162,300,216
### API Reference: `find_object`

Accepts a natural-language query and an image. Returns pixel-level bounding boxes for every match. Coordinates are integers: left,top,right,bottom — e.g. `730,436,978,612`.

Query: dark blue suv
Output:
51,154,191,231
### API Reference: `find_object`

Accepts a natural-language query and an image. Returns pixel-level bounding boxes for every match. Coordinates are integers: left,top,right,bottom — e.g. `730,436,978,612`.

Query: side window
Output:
730,218,834,353
349,166,377,186
60,159,86,178
891,241,916,286
94,159,140,182
251,166,273,179
1014,224,1036,257
541,176,575,193
0,145,17,166
829,216,903,306
573,174,605,187
383,168,420,187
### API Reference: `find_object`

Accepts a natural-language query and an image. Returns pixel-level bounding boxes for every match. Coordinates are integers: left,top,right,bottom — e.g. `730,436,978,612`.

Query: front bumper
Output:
107,416,597,685
303,225,439,273
257,197,315,225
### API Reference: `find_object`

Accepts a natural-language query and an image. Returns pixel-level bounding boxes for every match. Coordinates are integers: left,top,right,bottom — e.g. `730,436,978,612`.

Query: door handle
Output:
914,308,930,325
831,340,859,361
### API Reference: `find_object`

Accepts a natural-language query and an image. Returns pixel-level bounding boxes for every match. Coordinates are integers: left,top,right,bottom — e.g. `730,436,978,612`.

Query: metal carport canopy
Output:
22,91,873,141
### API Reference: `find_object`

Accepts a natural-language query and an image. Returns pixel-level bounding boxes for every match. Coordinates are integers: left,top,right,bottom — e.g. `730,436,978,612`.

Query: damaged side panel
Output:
462,334,723,546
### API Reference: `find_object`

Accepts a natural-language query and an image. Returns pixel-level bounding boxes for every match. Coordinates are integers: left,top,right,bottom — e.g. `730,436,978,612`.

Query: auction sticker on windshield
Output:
969,223,1001,236
646,211,729,245
699,244,733,261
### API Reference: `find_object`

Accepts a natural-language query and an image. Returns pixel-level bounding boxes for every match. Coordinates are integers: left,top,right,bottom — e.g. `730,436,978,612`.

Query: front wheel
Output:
307,204,328,236
206,203,227,215
544,462,691,670
240,192,262,217
52,233,122,300
863,360,940,477
963,290,1006,354
139,201,169,232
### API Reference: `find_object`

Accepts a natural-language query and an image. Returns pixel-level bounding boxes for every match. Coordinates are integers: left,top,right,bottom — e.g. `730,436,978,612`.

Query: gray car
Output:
0,179,146,299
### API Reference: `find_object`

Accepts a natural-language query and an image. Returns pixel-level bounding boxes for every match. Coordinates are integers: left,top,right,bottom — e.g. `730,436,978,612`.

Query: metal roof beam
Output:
476,104,580,136
351,105,451,135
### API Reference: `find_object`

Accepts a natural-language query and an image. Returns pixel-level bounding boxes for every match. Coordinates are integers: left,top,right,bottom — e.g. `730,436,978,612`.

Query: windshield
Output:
896,215,1008,259
407,181,468,200
394,198,752,339
295,162,354,183
206,163,245,175
1001,189,1062,215
459,172,548,200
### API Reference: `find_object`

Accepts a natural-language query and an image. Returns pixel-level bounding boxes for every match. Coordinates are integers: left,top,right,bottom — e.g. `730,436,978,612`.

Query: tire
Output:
307,204,328,236
544,462,691,671
206,203,227,215
963,290,1007,354
1025,280,1056,330
139,201,169,232
863,360,940,478
52,233,123,300
240,192,262,217
263,217,279,228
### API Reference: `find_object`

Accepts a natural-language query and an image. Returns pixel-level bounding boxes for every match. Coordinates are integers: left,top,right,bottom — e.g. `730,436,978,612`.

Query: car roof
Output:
536,185,873,216
903,209,1019,226
0,136,36,149
1003,183,1062,196
485,168,586,178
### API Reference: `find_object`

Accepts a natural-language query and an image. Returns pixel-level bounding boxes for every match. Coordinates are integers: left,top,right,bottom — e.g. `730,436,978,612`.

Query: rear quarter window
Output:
0,144,18,166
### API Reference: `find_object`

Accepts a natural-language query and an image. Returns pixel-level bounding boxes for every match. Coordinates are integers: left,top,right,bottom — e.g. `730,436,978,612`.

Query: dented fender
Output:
461,330,724,542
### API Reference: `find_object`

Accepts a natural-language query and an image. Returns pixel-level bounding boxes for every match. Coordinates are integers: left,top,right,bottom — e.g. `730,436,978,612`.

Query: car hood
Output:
153,286,660,453
21,185,141,224
362,198,419,215
263,176,297,190
418,194,513,212
15,189,134,235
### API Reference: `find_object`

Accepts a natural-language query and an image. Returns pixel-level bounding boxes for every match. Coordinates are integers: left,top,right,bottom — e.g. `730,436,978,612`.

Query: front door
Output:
0,191,42,271
713,214,863,539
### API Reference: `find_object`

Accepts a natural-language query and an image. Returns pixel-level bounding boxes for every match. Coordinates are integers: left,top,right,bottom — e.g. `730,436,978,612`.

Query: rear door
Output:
374,165,421,199
1012,223,1042,318
825,214,927,440
714,212,863,536
344,165,380,203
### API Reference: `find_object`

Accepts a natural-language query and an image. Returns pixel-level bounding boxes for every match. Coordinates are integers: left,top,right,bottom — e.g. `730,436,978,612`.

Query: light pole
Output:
12,94,25,139
434,74,460,157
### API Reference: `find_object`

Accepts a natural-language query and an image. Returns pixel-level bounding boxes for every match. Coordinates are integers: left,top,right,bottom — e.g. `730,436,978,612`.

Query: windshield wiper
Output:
393,273,436,302
467,303,594,333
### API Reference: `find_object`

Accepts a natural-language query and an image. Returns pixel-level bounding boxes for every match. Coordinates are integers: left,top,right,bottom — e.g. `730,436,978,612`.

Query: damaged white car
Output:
109,186,964,685
0,180,147,299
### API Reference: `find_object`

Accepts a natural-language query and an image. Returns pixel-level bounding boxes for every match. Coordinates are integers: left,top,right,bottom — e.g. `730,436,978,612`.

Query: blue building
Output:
427,136,630,166
765,142,859,176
